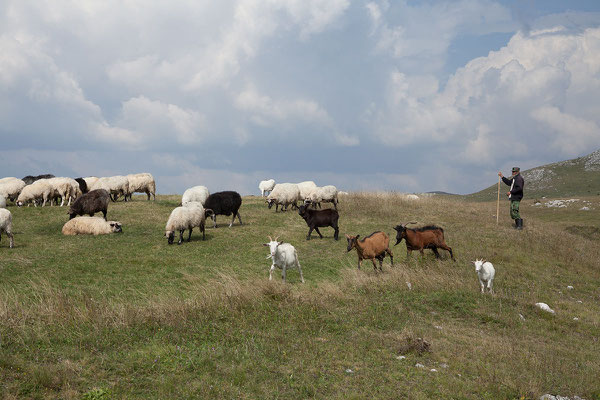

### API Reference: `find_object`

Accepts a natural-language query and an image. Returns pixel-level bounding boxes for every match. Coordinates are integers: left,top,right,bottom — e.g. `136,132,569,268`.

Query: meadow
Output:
1,193,599,399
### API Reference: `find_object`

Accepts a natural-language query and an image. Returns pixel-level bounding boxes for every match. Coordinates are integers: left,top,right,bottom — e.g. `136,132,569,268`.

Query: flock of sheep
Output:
1,175,494,292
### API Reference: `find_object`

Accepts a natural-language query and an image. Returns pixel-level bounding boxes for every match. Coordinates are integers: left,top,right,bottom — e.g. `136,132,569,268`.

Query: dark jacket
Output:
502,173,524,201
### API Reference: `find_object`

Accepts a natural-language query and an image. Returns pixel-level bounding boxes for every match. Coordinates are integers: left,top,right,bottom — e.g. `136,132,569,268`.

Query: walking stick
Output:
496,176,501,225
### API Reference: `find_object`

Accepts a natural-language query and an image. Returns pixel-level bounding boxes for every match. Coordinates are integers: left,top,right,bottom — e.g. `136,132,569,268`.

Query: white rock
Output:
535,303,555,314
573,317,579,321
430,368,437,372
434,325,443,330
439,363,448,369
577,300,583,304
567,286,574,290
345,368,354,374
396,355,406,360
580,207,590,211
406,281,412,290
519,313,526,321
415,363,425,369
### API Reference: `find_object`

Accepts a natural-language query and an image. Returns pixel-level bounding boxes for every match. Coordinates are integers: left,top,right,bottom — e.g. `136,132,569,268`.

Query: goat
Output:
297,204,339,240
263,236,304,283
345,231,393,271
473,259,495,294
393,222,455,260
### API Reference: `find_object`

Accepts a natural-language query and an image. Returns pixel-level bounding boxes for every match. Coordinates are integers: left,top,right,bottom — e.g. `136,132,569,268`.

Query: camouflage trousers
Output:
510,200,521,220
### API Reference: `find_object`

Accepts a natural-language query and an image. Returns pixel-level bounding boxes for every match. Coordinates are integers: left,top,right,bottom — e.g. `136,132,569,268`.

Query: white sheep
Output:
62,216,123,235
16,180,53,207
473,259,495,294
0,178,26,202
47,177,80,206
0,195,6,209
83,176,99,189
181,186,210,206
266,183,301,212
0,208,14,248
259,179,276,197
126,173,156,201
90,176,130,201
297,181,317,200
263,236,304,283
306,185,338,209
165,202,209,244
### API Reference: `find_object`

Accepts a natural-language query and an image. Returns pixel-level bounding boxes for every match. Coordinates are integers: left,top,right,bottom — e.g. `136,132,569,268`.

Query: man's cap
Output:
512,167,520,172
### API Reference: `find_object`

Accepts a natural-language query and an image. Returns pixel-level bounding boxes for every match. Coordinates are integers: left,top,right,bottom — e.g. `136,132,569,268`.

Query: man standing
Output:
498,167,524,230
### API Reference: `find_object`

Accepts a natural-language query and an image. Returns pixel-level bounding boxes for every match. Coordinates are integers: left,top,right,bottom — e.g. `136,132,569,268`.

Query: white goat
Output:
259,179,276,197
263,236,304,283
473,259,495,294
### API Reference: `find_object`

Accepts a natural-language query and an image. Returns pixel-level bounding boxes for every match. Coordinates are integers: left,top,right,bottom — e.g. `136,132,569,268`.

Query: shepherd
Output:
498,167,524,229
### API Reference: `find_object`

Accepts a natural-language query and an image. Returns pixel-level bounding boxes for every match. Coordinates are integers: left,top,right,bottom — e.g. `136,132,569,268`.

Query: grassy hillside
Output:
467,149,600,201
1,194,599,399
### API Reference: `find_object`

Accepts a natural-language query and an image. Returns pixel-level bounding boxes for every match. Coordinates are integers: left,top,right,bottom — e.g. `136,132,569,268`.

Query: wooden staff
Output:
496,175,501,225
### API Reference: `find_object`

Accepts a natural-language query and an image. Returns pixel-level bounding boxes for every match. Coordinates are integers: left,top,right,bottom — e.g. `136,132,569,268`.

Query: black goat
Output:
75,178,89,194
393,222,454,260
297,204,339,240
203,191,242,228
68,189,110,220
22,174,55,185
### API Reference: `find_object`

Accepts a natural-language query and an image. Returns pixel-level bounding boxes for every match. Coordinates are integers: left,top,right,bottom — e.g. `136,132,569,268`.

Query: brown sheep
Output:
346,231,393,271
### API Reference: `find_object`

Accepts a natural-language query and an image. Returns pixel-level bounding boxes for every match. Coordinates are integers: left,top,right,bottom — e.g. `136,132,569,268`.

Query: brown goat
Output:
393,222,454,261
346,231,393,271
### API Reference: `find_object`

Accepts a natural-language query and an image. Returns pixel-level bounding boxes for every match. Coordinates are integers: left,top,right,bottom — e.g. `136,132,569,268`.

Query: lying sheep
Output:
68,189,110,220
165,202,209,244
263,236,304,283
182,185,210,206
62,216,123,235
204,191,242,228
16,180,53,207
0,208,14,248
266,183,301,212
259,179,275,197
90,176,130,202
126,173,156,201
306,185,338,209
0,178,26,202
473,259,495,294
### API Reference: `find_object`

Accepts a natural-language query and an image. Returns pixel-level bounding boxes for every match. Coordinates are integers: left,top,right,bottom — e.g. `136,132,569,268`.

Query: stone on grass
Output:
535,303,555,314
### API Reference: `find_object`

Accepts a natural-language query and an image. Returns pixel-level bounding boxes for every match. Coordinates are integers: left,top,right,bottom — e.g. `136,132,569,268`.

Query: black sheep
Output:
297,204,339,240
203,191,242,228
75,178,89,194
22,174,55,185
68,189,110,220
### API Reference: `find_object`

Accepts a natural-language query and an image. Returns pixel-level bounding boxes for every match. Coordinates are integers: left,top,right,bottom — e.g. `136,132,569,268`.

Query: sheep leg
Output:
201,222,205,240
212,214,217,228
187,228,193,242
269,264,276,280
314,227,323,239
236,212,242,225
178,229,184,245
102,209,107,220
7,232,14,249
306,227,314,240
146,190,151,201
297,260,305,283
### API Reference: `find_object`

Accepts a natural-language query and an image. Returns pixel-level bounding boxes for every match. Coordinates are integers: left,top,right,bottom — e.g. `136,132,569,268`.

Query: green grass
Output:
1,194,599,399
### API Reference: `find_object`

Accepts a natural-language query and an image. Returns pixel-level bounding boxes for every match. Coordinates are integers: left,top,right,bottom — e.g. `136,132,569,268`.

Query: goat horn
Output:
405,221,417,226
274,235,280,242
268,235,273,242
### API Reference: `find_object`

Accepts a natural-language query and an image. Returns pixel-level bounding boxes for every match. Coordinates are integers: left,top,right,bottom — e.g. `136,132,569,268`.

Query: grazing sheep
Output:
0,208,14,248
306,185,338,209
393,222,455,261
346,231,394,271
16,180,53,207
62,216,122,235
473,259,495,294
68,189,110,220
0,195,5,209
259,179,276,197
263,236,304,283
21,174,55,185
47,177,80,206
204,191,242,228
126,173,156,201
182,185,210,206
165,202,208,244
266,183,301,212
0,178,26,202
90,176,130,202
296,181,317,201
75,178,89,194
297,204,339,240
83,176,99,189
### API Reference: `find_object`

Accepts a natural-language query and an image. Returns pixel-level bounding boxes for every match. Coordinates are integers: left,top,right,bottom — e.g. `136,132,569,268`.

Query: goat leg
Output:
314,227,323,239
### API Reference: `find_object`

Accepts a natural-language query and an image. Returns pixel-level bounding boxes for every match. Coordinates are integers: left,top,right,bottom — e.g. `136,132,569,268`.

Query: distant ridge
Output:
467,149,600,200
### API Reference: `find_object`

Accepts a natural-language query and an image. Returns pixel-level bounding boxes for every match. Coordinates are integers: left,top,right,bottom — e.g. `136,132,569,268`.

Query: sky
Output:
1,0,599,195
